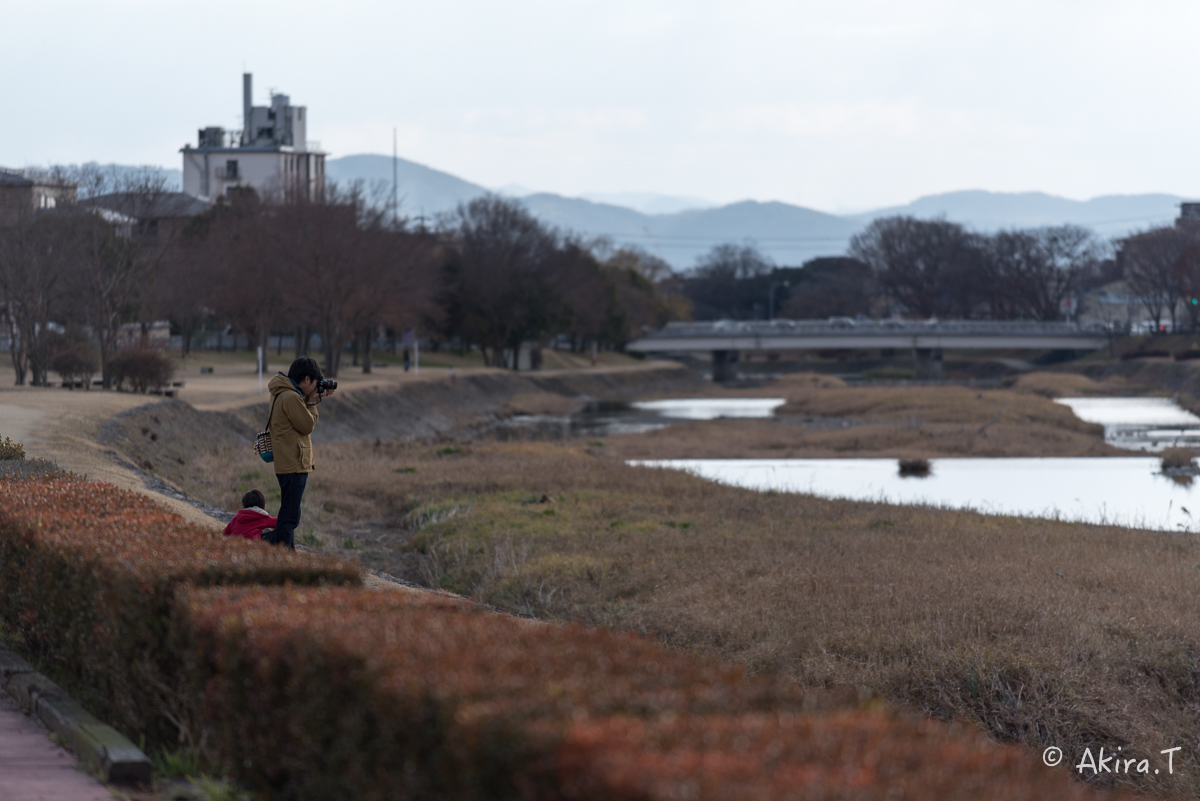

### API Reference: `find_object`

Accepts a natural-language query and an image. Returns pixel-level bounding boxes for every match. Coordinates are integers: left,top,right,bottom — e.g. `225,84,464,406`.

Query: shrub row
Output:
182,586,1124,801
0,460,1133,799
0,473,360,748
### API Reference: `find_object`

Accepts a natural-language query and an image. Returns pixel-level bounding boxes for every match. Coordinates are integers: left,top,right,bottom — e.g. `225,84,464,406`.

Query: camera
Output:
317,377,338,393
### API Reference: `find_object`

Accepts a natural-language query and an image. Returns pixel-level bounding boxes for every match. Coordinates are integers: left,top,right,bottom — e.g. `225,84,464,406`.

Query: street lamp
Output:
768,280,790,320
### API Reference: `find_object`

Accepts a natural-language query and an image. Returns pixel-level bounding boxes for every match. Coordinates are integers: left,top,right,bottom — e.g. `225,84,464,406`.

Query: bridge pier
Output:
712,350,738,382
913,347,943,380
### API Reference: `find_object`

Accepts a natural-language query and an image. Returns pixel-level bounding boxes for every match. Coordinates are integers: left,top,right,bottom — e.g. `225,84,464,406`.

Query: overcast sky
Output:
4,1,1199,211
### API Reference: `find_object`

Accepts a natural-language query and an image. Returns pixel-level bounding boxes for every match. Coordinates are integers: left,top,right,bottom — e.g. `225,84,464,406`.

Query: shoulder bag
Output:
253,395,280,463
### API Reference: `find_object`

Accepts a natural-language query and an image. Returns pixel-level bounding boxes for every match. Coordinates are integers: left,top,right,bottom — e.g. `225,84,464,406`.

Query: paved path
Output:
0,404,45,450
0,690,112,801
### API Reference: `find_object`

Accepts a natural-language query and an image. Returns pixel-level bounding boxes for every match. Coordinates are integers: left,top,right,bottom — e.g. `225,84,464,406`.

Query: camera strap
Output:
253,394,280,463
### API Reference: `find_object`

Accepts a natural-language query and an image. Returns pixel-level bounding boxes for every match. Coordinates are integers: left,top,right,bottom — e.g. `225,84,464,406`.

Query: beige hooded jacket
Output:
267,373,320,474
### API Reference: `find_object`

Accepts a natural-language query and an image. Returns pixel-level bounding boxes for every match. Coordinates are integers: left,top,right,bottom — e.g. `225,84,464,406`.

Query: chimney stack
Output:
242,73,253,146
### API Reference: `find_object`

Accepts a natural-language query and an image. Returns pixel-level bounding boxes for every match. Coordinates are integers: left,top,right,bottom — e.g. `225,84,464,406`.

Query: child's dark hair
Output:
287,356,322,385
242,489,266,509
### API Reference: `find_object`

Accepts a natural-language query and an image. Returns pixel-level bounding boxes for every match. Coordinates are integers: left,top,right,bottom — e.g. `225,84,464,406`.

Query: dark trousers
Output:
274,472,308,550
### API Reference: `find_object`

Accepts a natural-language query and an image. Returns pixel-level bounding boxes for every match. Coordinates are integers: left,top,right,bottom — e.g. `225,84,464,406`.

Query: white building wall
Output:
182,150,288,201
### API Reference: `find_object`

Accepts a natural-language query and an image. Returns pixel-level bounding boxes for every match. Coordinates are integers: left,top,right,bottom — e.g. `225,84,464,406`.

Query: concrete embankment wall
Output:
99,365,704,480
302,364,704,444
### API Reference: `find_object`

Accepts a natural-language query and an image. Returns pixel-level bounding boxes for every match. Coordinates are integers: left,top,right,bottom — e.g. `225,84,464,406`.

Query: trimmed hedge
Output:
0,473,360,748
552,714,1122,801
183,587,1125,801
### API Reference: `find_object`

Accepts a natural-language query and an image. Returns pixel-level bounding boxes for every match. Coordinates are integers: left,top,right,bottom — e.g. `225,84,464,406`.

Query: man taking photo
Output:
266,356,335,549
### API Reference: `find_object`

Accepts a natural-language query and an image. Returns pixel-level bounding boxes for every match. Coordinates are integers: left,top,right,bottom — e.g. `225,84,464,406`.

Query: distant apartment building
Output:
181,74,326,203
0,168,77,226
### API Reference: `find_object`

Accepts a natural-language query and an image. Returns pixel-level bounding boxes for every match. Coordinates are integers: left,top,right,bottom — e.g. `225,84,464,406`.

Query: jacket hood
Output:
268,373,300,398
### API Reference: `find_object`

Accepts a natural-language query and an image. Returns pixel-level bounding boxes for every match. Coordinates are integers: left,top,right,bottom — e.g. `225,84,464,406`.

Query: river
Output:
630,396,1200,532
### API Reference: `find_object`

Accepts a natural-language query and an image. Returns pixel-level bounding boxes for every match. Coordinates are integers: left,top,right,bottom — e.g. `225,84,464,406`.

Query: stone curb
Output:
0,641,152,785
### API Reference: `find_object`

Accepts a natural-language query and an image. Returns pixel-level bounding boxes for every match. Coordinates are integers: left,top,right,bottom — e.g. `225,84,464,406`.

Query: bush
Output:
0,436,25,460
898,457,931,477
181,586,1121,801
0,473,360,749
183,586,820,799
109,347,175,393
50,342,99,388
1161,448,1196,471
553,713,1114,801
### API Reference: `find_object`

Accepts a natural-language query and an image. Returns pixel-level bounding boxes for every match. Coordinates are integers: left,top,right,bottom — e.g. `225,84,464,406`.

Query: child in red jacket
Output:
223,490,278,540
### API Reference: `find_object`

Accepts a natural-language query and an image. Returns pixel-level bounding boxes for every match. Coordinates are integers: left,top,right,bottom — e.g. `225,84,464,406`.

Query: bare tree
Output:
49,166,189,387
1119,226,1193,331
849,217,984,319
438,196,568,369
988,225,1102,321
1172,241,1200,331
780,257,874,320
0,211,78,385
682,243,774,320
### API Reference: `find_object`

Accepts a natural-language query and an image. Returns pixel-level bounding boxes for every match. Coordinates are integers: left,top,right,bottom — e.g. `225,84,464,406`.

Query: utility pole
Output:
392,128,398,227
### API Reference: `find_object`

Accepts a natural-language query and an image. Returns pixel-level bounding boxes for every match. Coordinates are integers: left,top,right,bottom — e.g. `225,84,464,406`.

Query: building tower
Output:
181,73,326,203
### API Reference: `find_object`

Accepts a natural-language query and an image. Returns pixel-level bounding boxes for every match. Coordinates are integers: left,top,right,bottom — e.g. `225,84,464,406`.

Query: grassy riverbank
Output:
96,368,1198,795
231,437,1194,797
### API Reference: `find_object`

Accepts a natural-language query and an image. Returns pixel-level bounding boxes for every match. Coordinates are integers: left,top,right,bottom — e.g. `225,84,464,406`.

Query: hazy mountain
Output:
854,190,1185,237
324,154,855,265
325,154,486,222
580,191,716,215
496,183,537,197
113,152,1193,269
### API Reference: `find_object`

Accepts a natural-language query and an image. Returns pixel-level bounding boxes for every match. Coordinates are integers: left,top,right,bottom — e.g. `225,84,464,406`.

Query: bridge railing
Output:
648,318,1111,340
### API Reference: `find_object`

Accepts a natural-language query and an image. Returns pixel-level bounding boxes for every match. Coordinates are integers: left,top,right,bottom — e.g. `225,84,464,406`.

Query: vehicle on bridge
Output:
626,318,1112,381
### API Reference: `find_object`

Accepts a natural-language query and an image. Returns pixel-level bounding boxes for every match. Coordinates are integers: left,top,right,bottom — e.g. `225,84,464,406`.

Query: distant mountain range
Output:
93,153,1192,268
323,155,1188,267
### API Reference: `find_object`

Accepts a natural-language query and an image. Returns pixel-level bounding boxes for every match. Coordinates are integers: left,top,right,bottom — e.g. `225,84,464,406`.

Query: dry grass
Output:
159,436,1200,797
605,375,1123,459
504,392,587,416
1010,371,1134,398
776,373,1107,424
602,416,1121,459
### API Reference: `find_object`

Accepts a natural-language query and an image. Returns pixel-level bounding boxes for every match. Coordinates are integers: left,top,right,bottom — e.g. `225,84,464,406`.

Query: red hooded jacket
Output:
223,507,278,540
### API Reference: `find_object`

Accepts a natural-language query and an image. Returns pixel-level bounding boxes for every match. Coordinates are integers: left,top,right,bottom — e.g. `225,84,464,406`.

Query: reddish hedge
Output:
552,714,1129,801
0,474,360,748
183,586,1127,801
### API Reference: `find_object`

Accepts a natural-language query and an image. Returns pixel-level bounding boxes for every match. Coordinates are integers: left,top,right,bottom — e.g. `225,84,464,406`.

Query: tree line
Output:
0,173,681,386
5,166,1194,390
678,216,1200,330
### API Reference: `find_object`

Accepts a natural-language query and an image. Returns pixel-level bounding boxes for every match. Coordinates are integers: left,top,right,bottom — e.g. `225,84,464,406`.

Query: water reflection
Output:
631,398,785,420
492,398,786,440
1056,397,1200,451
634,457,1199,532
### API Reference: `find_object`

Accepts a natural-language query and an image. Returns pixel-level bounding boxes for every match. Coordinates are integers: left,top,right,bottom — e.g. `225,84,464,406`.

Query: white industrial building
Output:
181,74,325,203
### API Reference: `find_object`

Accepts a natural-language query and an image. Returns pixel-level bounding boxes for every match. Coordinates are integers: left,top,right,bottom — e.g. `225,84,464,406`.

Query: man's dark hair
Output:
242,489,266,509
287,357,322,385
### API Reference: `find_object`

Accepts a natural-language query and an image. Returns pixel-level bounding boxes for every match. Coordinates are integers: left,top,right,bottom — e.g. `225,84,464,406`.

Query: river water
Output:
1054,397,1200,451
632,456,1199,531
629,396,1200,532
496,398,785,439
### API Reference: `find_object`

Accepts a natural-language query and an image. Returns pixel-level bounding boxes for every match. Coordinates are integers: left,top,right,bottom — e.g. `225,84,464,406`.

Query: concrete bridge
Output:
626,319,1111,380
